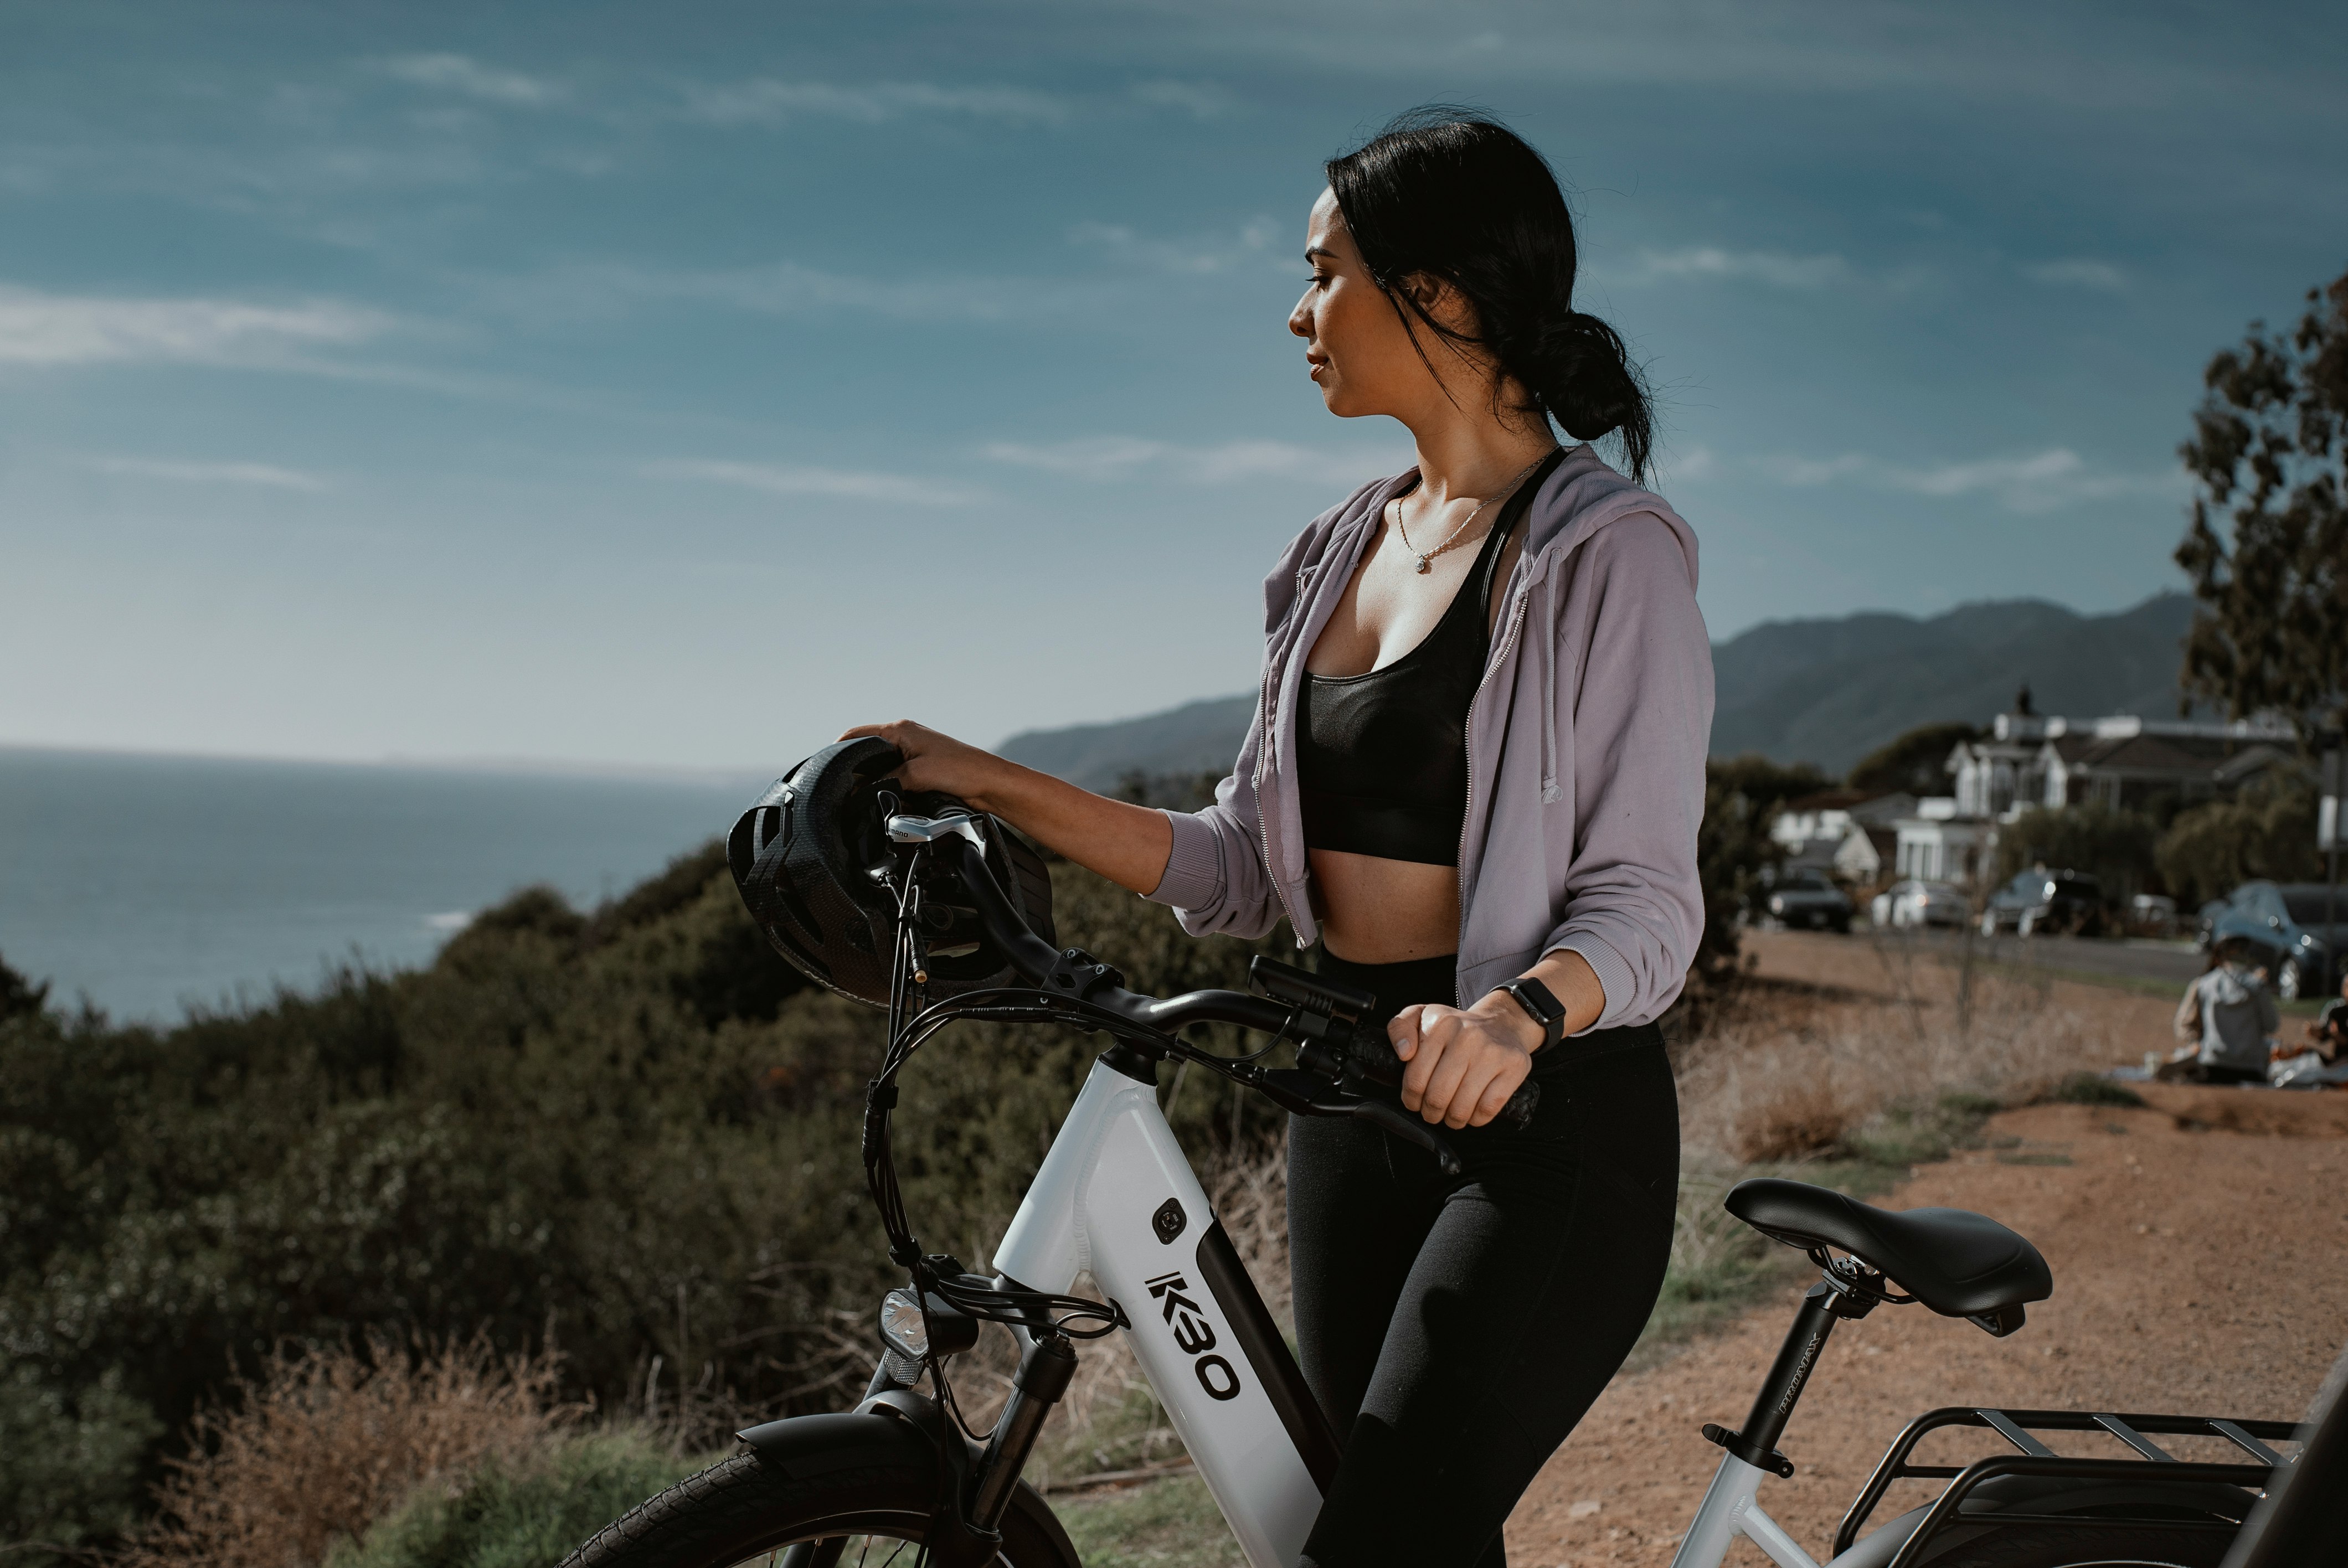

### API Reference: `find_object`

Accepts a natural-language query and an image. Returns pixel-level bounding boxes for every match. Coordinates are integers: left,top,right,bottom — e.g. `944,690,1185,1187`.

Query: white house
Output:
1893,797,1994,885
1949,709,2291,822
1770,791,1917,878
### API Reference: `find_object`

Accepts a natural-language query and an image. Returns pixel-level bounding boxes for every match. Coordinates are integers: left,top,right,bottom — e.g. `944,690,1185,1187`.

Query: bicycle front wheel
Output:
562,1448,1080,1568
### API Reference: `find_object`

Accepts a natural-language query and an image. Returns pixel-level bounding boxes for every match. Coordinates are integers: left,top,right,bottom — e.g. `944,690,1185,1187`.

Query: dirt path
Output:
1507,1091,2348,1564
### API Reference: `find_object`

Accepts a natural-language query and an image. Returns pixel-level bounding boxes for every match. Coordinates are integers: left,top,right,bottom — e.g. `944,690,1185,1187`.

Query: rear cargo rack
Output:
1836,1406,2299,1563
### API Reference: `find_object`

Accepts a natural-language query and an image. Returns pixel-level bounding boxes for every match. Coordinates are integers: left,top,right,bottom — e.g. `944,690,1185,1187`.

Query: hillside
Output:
1708,592,2198,770
996,594,2199,786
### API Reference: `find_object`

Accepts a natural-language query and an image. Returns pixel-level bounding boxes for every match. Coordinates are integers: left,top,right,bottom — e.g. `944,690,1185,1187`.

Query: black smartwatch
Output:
1494,977,1567,1053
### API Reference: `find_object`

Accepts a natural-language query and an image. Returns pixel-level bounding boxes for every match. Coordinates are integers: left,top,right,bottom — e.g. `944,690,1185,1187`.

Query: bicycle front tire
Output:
562,1448,1080,1568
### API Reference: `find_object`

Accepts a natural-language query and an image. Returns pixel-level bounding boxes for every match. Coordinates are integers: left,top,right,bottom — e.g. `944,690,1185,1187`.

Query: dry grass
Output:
124,1334,579,1568
1675,956,2127,1169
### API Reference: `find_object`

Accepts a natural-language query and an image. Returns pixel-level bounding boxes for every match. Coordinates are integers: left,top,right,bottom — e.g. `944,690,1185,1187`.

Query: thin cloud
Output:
1626,246,1852,289
683,79,1067,126
1130,80,1240,120
380,53,564,107
2023,257,2129,292
92,457,327,491
0,284,389,368
1069,218,1284,276
982,436,1400,487
1762,453,1868,486
650,460,977,508
1763,446,2179,512
1663,444,1718,483
493,259,1065,324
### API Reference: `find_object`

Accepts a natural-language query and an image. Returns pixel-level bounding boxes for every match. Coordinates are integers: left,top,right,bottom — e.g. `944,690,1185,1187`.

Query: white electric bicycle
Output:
565,792,2308,1568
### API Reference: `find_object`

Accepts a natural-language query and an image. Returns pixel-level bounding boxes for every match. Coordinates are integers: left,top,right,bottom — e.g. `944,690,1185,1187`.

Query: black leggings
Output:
1289,949,1679,1568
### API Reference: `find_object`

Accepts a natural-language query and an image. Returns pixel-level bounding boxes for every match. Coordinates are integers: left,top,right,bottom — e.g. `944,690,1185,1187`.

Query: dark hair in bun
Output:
1326,107,1654,483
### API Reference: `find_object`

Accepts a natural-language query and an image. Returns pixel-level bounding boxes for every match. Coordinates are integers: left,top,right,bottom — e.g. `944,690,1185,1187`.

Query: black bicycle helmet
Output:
727,737,1057,1008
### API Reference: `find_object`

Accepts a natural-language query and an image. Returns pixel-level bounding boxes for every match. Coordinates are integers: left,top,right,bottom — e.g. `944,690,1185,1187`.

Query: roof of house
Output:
2056,731,2252,776
1780,789,1869,815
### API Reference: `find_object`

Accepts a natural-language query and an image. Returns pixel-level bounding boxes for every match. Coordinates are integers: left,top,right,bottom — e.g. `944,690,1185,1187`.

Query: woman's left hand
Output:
1389,1002,1538,1129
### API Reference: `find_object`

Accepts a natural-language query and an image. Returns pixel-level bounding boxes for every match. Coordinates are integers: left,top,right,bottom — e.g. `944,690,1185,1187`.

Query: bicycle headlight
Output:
879,1288,930,1359
878,1286,979,1362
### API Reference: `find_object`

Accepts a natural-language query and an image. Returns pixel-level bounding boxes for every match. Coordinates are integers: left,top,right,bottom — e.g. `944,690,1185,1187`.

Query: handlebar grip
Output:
1344,1019,1541,1131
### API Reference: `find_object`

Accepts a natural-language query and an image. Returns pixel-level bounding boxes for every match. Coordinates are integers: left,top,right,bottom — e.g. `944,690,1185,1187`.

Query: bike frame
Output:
979,1066,1880,1568
1670,1453,1832,1568
991,1055,1338,1568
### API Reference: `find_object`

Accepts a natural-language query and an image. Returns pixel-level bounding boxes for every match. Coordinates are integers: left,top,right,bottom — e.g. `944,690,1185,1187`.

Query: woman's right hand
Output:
837,720,1006,809
842,719,1175,896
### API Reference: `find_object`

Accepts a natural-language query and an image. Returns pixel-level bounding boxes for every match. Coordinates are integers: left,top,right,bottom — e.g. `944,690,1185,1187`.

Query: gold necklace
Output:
1391,451,1554,574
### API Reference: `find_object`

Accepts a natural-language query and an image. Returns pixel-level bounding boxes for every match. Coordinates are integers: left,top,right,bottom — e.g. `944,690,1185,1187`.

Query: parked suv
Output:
1978,869,2106,937
1764,870,1853,933
2206,880,2348,1000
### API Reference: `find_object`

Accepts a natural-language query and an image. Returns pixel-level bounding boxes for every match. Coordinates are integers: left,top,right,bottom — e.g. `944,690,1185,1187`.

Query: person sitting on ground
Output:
2161,941,2279,1085
2269,968,2348,1088
2303,969,2348,1060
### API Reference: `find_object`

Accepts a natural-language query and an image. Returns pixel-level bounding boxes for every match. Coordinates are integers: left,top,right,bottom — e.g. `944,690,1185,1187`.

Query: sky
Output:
3,1,2343,772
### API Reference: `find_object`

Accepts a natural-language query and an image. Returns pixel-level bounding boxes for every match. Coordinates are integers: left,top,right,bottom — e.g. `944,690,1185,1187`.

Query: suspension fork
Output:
970,1328,1078,1528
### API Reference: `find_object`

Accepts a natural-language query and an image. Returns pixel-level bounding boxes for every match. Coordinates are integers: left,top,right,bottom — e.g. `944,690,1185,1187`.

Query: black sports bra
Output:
1296,452,1561,866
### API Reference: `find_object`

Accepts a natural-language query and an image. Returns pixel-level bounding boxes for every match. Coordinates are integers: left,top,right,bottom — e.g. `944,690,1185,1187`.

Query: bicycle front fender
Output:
735,1404,1081,1568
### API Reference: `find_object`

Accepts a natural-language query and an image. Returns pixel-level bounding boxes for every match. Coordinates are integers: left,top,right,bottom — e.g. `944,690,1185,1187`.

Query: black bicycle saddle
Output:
1726,1178,2053,1334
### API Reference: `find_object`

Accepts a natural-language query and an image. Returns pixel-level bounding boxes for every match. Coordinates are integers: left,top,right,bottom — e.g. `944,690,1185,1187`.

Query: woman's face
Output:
1289,188,1441,420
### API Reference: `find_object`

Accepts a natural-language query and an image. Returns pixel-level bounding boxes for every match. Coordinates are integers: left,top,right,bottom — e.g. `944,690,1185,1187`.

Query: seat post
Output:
1703,1273,1878,1475
1739,1280,1841,1457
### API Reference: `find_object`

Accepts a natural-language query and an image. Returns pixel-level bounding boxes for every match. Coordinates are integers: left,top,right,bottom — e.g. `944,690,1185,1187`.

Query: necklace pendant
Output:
1414,554,1431,574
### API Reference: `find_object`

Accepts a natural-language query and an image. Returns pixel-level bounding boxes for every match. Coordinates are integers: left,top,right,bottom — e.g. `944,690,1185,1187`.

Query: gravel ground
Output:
1505,933,2348,1567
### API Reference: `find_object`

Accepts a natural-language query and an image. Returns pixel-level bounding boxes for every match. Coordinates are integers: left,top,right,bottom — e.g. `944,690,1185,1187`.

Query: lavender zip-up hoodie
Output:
1145,445,1713,1033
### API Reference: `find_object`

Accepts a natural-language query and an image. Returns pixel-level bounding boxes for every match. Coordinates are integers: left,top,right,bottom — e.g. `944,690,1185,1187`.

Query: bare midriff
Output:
1312,849,1461,963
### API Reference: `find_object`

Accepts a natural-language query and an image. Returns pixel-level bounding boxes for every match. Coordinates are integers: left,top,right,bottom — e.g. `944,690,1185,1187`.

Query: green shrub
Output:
1842,1091,2000,1168
2041,1071,2145,1107
0,1361,160,1560
0,843,1288,1552
326,1430,702,1568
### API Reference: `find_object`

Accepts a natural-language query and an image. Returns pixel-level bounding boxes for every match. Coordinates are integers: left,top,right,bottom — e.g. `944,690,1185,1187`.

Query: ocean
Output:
0,747,771,1025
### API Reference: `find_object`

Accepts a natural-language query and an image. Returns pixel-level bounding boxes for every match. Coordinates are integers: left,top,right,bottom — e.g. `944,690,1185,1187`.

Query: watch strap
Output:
1497,977,1566,1051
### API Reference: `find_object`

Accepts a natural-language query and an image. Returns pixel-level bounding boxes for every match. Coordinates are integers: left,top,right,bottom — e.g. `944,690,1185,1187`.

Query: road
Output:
1844,924,2206,990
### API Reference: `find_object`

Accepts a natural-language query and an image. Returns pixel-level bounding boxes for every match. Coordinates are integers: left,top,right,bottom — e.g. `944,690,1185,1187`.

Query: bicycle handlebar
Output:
931,832,1537,1157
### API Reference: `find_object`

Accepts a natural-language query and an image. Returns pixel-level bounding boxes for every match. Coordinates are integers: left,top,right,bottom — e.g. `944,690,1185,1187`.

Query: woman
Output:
848,110,1709,1567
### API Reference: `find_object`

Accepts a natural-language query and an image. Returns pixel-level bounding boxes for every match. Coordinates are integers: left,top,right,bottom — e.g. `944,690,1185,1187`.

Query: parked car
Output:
1882,879,1968,929
2206,880,2348,1000
1765,870,1852,932
1978,868,2107,937
2129,893,2179,937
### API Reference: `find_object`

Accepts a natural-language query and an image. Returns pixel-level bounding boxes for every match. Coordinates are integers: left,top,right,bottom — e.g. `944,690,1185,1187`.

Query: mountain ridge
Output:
996,592,2200,787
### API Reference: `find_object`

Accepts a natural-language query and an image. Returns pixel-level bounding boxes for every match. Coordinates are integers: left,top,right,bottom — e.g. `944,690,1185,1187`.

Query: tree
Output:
2175,265,2348,740
1992,802,2161,903
0,951,48,1023
2155,770,2320,908
1846,721,1981,797
1693,755,1833,980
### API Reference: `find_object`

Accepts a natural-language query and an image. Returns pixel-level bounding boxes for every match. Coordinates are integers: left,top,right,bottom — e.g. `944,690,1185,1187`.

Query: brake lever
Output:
1306,1022,1541,1132
1251,1069,1463,1178
1349,1099,1464,1178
